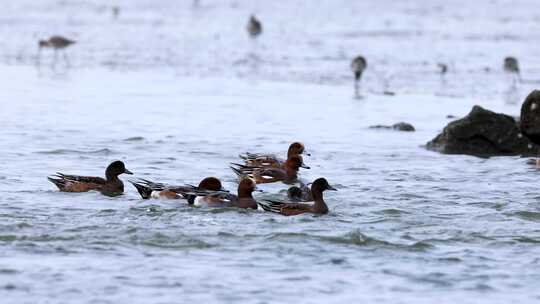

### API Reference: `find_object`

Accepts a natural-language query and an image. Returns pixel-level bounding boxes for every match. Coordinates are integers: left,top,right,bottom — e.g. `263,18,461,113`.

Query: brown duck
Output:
231,155,309,184
192,178,260,209
239,142,310,168
130,177,226,203
48,161,132,196
258,178,337,216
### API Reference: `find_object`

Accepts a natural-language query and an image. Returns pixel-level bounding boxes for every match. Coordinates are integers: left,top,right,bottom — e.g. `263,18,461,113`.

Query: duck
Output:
351,55,367,97
287,184,313,202
258,178,337,216
48,160,132,196
231,155,309,184
246,15,262,39
239,142,309,168
130,177,226,203
192,178,260,209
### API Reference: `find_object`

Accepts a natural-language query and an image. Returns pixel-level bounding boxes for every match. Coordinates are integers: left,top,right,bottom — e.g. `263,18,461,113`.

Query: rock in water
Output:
426,105,540,157
392,122,415,132
369,122,415,132
520,90,540,145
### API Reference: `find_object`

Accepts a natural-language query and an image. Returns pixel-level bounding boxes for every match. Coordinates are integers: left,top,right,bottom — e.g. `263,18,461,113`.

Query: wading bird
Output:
247,15,262,39
351,55,367,97
38,35,76,65
504,56,521,85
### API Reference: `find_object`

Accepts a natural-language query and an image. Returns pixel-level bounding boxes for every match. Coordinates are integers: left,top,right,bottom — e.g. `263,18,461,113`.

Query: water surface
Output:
1,1,540,303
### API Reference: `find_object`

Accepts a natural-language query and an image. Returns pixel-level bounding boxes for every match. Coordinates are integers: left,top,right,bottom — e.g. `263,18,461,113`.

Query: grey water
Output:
1,0,540,303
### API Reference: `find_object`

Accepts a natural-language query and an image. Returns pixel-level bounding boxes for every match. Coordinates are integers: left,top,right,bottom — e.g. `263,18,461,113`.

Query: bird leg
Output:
53,49,58,67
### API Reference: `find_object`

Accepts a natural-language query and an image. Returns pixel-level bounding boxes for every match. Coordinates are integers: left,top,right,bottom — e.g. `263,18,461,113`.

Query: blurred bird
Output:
504,56,521,84
438,63,448,83
112,6,120,19
438,63,447,75
351,55,367,97
247,15,262,39
38,35,76,65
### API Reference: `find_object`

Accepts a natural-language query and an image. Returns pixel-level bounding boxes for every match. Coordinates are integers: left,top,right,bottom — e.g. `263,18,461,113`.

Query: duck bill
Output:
300,163,311,169
327,185,338,191
124,169,133,175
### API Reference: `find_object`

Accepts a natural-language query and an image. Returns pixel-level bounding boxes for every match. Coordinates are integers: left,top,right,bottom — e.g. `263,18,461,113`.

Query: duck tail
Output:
257,202,272,212
230,165,246,178
129,180,152,199
258,200,283,213
47,175,67,190
230,162,251,169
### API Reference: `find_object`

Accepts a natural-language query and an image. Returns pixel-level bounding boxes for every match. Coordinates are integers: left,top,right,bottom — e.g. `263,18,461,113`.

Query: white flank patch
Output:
150,191,161,199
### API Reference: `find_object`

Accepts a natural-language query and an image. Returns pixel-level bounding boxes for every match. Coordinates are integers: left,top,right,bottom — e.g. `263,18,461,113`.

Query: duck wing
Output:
258,200,312,216
51,173,106,184
252,167,287,183
239,152,278,161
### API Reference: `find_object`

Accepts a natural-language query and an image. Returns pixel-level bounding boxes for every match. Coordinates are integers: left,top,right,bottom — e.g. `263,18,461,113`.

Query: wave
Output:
133,232,214,249
510,211,540,222
35,148,115,155
266,229,433,251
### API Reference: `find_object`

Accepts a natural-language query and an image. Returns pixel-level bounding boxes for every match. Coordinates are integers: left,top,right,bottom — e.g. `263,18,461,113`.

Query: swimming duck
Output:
287,184,313,202
193,178,259,209
239,142,309,168
48,161,132,196
231,155,309,184
130,177,226,203
258,178,337,216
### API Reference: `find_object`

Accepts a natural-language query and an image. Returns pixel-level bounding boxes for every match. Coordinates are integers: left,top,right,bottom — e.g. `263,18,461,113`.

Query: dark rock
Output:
392,122,415,132
369,122,415,132
426,105,540,157
520,90,540,144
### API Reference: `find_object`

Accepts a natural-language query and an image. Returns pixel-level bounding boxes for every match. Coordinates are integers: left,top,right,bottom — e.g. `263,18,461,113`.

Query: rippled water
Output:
2,1,540,303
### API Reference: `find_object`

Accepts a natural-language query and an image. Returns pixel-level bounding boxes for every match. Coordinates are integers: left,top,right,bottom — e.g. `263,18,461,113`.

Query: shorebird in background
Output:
112,6,120,19
437,63,448,84
351,55,367,97
504,56,521,85
247,15,262,39
38,36,76,65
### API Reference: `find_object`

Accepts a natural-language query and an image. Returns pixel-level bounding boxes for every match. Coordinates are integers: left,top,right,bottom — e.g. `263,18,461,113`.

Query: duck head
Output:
198,177,225,191
105,161,133,180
